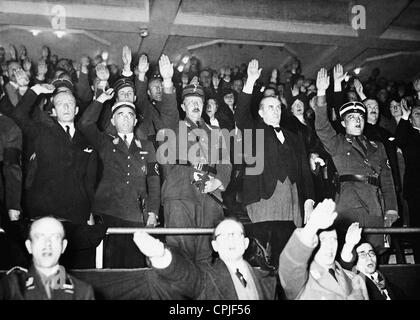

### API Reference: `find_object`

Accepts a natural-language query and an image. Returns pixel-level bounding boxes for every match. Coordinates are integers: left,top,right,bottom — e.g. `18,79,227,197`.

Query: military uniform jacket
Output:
157,91,231,205
78,100,160,224
314,96,397,218
0,90,97,224
279,229,369,300
0,266,94,300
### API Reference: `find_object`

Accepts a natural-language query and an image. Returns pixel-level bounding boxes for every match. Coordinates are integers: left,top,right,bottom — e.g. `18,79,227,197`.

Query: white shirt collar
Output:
118,132,134,145
57,121,75,138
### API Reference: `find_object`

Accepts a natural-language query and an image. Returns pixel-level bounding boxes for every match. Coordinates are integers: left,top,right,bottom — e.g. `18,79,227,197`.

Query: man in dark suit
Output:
235,59,314,227
395,105,420,262
133,218,277,300
0,217,94,300
340,223,405,300
0,80,99,268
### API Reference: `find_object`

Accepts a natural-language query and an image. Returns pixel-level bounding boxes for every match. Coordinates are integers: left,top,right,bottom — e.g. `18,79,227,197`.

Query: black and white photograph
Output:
0,0,419,308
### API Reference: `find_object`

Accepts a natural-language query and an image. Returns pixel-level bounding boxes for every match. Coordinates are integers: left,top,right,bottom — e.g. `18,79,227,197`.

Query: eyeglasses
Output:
214,232,244,240
357,250,376,259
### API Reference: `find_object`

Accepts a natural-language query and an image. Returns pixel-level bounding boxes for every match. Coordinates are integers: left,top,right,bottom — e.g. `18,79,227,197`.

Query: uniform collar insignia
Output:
369,140,378,148
113,137,119,145
26,276,34,287
135,139,142,148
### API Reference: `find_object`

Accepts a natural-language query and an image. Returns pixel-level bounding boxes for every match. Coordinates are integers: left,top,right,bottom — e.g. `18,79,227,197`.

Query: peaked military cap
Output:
113,77,135,93
111,101,136,115
182,83,204,101
339,101,366,120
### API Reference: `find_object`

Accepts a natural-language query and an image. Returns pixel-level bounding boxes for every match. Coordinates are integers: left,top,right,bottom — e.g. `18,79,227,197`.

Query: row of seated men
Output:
0,200,407,300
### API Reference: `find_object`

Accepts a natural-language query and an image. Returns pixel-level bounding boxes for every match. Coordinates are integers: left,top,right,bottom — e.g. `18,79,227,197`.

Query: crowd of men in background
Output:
0,42,419,300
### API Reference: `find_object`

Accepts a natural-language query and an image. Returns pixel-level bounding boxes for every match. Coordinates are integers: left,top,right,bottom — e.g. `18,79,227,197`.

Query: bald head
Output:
29,217,65,241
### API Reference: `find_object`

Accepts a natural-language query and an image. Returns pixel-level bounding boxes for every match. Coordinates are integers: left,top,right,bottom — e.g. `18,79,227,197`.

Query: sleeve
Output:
9,89,40,137
278,229,317,300
378,143,398,212
134,77,154,137
394,119,410,149
214,129,232,190
76,100,108,152
2,121,23,211
314,95,342,156
155,88,179,132
145,141,160,215
75,71,94,111
234,92,255,131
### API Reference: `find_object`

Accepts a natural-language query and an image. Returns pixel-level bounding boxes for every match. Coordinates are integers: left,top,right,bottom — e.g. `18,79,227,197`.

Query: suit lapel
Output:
212,260,239,299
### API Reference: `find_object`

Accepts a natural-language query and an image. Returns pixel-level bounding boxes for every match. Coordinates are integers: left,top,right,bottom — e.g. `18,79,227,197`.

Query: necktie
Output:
235,269,247,288
124,135,130,149
355,136,367,155
65,125,72,141
329,268,338,282
272,126,282,133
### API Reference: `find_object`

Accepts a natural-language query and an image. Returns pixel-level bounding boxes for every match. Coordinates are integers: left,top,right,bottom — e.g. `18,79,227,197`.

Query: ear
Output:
61,239,68,254
134,118,138,126
110,117,115,127
147,89,151,96
258,108,263,119
211,240,218,253
341,120,346,127
181,103,186,112
133,95,137,102
51,108,57,117
75,106,79,116
244,237,249,250
25,240,32,254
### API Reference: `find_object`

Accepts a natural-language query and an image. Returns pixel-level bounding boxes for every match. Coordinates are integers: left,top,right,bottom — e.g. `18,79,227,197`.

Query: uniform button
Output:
201,138,205,141
126,181,130,184
127,173,130,176
128,156,131,159
128,164,130,168
141,157,144,160
113,149,116,152
347,152,350,155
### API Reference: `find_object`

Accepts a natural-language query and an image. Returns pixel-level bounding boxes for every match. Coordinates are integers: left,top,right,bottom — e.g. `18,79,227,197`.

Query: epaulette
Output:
6,266,28,275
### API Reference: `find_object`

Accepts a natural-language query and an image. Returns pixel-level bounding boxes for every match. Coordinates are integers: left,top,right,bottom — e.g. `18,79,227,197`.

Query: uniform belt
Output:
339,175,379,187
176,161,217,175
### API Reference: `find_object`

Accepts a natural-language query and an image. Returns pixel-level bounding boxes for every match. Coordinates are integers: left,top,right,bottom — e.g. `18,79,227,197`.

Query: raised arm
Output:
279,199,337,300
77,89,114,151
314,68,341,156
235,59,261,130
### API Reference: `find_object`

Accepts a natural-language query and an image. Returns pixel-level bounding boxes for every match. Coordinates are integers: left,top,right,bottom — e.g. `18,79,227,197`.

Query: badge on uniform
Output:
346,137,352,143
154,163,159,175
386,159,391,169
83,147,93,153
141,165,146,173
369,140,378,148
26,276,35,289
113,138,119,145
135,139,142,148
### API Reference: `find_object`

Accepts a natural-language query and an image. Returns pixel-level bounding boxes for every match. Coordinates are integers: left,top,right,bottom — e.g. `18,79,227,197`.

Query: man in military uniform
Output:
314,68,398,250
0,217,94,300
157,72,231,263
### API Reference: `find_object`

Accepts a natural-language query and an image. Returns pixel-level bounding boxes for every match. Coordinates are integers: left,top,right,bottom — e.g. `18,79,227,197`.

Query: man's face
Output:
7,62,21,82
277,84,285,96
365,99,379,125
291,99,304,116
117,86,135,103
199,71,211,88
182,96,203,123
56,59,73,74
206,99,217,118
258,97,281,127
211,220,249,263
232,79,243,93
342,112,365,135
314,230,337,267
52,92,78,123
389,100,402,119
356,243,377,275
25,218,67,270
148,79,163,102
377,89,388,103
111,106,137,134
410,107,420,129
223,93,235,107
347,91,358,102
51,55,58,65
